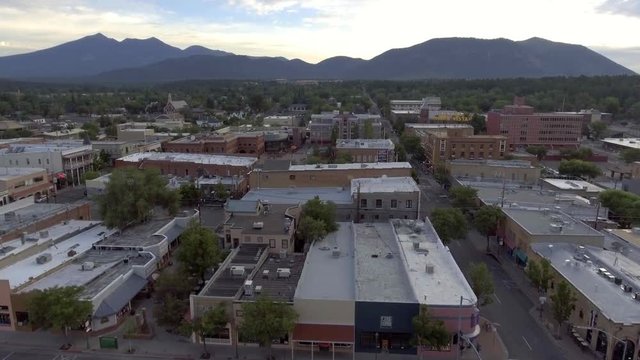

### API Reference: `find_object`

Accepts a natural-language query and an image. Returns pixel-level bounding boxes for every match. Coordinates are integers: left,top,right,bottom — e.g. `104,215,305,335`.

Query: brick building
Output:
335,139,395,162
0,168,52,205
162,132,266,156
115,152,257,188
487,97,584,150
250,160,412,188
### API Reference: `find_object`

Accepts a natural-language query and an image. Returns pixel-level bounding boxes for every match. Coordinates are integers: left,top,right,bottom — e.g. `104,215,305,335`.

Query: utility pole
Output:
594,201,601,230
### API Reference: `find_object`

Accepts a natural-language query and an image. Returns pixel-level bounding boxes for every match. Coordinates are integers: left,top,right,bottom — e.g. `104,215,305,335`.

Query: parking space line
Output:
493,293,502,304
522,336,533,350
1,352,15,360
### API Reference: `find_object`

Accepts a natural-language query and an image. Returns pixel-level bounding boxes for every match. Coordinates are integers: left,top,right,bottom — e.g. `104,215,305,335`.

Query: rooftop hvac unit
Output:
277,268,291,278
4,212,16,220
39,230,49,238
280,250,287,259
332,247,341,257
615,277,623,285
253,222,264,229
425,264,435,274
623,284,633,293
36,253,52,264
67,250,77,257
634,293,640,301
231,266,245,277
82,262,95,270
244,280,254,296
262,270,270,279
549,224,563,233
255,285,263,294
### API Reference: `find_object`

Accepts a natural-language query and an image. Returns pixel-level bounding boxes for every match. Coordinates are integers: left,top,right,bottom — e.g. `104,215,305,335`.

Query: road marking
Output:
522,336,533,350
1,353,14,360
493,293,502,304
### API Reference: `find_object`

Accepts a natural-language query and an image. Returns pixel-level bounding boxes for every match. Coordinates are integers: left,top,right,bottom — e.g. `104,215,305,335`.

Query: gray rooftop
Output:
336,139,395,150
242,187,352,205
203,244,268,297
295,222,355,301
351,177,419,194
354,223,415,303
0,203,77,236
225,200,259,214
532,242,640,324
0,167,46,180
224,204,298,235
449,159,534,169
95,211,194,248
240,252,306,302
502,208,604,237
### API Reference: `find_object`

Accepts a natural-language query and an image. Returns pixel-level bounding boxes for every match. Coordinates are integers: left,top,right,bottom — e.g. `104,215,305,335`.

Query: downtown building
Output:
308,112,383,144
487,97,584,150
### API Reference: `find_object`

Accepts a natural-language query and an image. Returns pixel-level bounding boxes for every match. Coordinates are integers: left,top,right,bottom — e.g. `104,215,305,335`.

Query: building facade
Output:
351,177,421,222
447,159,541,185
0,168,52,204
336,139,395,162
309,112,382,144
487,97,584,150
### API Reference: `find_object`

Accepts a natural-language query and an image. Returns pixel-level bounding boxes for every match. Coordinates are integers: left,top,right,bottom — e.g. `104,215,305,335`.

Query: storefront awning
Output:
56,172,66,179
94,274,147,318
293,324,354,343
514,249,528,264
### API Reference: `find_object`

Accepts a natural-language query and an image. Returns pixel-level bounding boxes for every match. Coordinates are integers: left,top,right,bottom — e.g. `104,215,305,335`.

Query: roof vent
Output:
244,280,254,296
262,270,270,279
255,285,263,294
252,222,264,229
332,247,341,257
549,223,563,233
425,264,435,274
82,261,95,270
36,253,52,264
277,268,291,278
385,253,393,259
230,266,245,277
39,230,49,238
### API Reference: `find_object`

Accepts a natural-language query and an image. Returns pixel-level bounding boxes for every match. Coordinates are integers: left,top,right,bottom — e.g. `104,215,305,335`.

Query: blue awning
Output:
514,249,528,264
94,274,147,318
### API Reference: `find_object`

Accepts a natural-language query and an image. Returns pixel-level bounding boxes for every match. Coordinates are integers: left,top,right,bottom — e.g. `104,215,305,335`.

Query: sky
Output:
0,0,639,72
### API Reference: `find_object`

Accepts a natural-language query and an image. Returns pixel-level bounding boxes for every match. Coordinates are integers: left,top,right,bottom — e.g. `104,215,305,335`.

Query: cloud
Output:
597,0,640,17
227,0,300,14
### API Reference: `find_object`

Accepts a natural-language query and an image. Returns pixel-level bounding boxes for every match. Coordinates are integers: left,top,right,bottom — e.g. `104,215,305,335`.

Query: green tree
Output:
81,122,99,140
396,143,407,162
469,113,486,134
400,134,422,155
430,208,467,243
154,294,189,329
97,168,180,229
560,147,593,160
363,119,374,139
154,270,196,301
526,260,542,290
179,183,201,206
589,121,607,139
473,205,505,253
212,183,230,200
599,189,640,227
412,304,450,352
177,221,221,284
433,164,451,187
334,152,353,164
620,148,640,164
189,305,229,358
449,186,478,211
558,159,602,179
539,259,554,293
468,262,495,306
550,281,577,338
82,170,100,182
297,216,328,243
239,296,298,357
28,286,93,340
297,196,337,242
526,146,547,161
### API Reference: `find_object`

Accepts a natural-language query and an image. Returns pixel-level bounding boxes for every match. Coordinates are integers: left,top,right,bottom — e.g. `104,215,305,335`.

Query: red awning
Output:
293,324,354,343
56,173,66,179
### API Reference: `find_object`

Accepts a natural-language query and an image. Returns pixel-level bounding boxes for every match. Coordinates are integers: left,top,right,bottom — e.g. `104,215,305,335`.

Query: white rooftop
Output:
351,177,419,195
603,138,640,150
289,162,411,172
0,167,46,180
295,222,355,301
542,179,604,193
354,222,415,303
449,159,534,169
117,152,258,167
242,187,352,205
1,143,91,155
394,219,477,306
503,208,604,238
532,242,640,324
336,139,395,150
0,221,115,290
405,123,472,129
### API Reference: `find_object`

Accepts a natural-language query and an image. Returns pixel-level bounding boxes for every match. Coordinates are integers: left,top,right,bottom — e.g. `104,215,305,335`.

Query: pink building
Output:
487,97,583,150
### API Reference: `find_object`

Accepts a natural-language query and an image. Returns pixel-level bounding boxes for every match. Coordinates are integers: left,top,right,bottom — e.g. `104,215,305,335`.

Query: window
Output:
406,200,413,208
15,311,28,325
244,236,251,242
282,239,288,249
289,174,296,180
269,239,276,248
390,199,398,209
360,199,367,208
38,158,41,165
374,215,379,220
101,317,110,324
185,169,189,176
26,159,30,165
375,199,382,208
0,313,10,326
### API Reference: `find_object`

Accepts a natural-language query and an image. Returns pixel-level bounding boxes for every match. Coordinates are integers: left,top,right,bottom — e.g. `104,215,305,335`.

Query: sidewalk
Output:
460,317,508,360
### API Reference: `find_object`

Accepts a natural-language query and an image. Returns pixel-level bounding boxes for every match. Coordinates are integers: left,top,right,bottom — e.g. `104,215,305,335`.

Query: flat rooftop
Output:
603,138,640,150
354,222,415,303
0,203,76,236
117,152,258,167
502,208,603,237
2,143,91,154
0,222,116,290
458,179,605,219
240,252,306,302
224,204,298,235
606,228,640,249
0,167,46,180
449,159,534,169
393,219,476,306
242,187,352,205
203,244,268,297
351,176,419,194
21,249,153,299
96,213,191,248
542,179,604,193
295,223,355,301
336,139,395,150
405,123,473,129
532,242,640,324
289,162,411,172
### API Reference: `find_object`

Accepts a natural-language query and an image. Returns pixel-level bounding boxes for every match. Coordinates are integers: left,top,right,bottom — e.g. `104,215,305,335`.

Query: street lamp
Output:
456,296,476,360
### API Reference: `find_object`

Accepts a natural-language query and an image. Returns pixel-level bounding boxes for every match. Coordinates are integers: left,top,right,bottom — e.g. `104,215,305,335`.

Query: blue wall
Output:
354,301,419,354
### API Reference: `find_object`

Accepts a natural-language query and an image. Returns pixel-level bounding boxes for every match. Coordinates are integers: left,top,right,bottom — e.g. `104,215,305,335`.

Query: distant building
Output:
42,128,85,140
0,168,51,204
487,97,583,150
162,132,265,156
92,140,162,164
447,159,541,185
163,93,188,114
308,112,382,144
390,97,442,123
335,139,395,162
263,115,297,127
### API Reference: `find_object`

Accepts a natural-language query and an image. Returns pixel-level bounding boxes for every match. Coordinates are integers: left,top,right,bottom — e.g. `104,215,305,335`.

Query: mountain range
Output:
0,33,634,83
